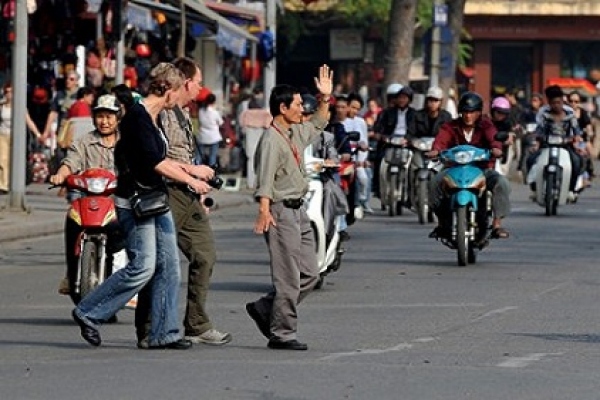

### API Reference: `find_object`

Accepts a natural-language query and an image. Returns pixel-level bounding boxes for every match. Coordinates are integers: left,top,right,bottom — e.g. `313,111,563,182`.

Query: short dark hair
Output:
544,85,564,101
172,57,200,80
347,92,364,108
269,84,299,117
567,90,580,101
76,87,95,100
111,84,135,111
335,94,348,104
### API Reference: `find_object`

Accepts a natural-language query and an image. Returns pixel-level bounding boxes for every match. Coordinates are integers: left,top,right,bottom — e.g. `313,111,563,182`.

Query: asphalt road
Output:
1,182,600,399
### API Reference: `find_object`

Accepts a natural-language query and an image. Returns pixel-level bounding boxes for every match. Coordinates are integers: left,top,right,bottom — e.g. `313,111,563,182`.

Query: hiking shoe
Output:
58,277,70,295
186,329,232,346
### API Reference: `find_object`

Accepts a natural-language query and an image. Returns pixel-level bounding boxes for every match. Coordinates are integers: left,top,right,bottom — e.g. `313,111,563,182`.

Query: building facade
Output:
465,0,600,102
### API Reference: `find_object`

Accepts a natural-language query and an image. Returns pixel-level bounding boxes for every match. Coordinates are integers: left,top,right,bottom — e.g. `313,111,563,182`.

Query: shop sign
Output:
329,29,363,60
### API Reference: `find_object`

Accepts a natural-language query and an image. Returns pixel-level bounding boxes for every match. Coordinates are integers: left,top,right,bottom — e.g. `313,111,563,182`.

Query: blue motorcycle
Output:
436,145,492,266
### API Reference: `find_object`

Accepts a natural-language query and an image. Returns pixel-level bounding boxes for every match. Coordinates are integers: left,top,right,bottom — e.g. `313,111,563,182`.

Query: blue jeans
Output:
74,207,182,346
200,143,220,167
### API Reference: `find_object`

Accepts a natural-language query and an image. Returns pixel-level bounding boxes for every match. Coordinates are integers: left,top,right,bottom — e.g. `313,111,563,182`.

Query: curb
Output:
0,194,254,244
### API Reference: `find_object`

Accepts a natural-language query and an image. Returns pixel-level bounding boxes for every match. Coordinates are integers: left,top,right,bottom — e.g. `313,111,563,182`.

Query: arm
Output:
154,159,211,195
253,135,279,233
25,111,42,141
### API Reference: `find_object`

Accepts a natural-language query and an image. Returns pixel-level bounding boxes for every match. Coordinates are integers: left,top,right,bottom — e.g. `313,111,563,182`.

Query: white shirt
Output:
342,116,369,162
198,106,224,145
0,103,11,136
393,108,408,137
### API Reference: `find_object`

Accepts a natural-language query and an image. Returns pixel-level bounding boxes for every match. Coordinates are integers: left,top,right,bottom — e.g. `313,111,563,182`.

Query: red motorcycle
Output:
60,168,122,304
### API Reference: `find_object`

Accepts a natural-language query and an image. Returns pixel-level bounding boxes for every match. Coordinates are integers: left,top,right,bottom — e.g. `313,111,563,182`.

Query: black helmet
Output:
301,94,318,115
398,86,413,101
458,92,483,113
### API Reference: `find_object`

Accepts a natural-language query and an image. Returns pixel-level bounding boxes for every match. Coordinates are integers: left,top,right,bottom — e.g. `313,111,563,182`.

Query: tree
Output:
383,0,418,91
439,0,467,96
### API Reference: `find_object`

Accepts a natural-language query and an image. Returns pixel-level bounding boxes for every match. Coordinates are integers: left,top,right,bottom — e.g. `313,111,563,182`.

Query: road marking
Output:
472,306,518,322
320,343,413,361
497,352,563,368
307,303,485,309
320,336,440,361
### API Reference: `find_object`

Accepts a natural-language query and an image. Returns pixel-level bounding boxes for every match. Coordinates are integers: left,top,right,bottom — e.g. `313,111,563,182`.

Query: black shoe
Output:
106,315,118,324
72,310,101,347
148,339,192,350
339,230,350,242
245,302,271,339
267,337,308,351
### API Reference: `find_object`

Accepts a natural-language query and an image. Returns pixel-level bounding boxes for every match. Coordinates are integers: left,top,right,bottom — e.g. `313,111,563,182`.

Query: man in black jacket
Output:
373,85,417,200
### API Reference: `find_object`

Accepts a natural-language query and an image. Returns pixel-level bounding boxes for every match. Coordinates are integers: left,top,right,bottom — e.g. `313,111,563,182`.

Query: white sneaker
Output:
354,206,364,220
567,191,577,203
186,329,232,346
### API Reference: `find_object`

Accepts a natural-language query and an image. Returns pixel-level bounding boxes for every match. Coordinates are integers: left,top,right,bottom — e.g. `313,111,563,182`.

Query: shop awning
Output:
547,78,598,97
182,0,258,43
129,0,215,30
205,1,265,30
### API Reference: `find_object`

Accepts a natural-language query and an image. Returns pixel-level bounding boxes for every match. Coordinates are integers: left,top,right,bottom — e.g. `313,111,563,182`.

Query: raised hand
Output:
314,64,333,97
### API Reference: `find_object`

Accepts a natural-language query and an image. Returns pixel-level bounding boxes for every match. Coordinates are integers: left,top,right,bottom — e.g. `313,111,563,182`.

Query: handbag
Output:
130,188,170,220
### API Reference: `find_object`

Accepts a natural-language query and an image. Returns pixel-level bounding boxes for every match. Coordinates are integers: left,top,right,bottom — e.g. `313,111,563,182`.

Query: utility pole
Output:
178,0,186,57
6,0,29,211
114,0,125,85
430,0,448,88
263,0,276,104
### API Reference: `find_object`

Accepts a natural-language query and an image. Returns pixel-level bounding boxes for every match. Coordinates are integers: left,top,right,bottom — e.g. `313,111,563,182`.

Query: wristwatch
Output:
320,96,331,104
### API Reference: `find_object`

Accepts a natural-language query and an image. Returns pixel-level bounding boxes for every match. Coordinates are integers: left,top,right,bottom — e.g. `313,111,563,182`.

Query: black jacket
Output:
407,109,453,141
373,106,417,138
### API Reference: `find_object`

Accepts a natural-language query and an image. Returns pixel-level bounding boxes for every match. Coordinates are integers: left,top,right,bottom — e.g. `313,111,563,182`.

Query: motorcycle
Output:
409,137,438,224
57,168,123,304
304,148,348,289
379,136,412,217
528,133,584,216
434,145,493,266
519,123,539,183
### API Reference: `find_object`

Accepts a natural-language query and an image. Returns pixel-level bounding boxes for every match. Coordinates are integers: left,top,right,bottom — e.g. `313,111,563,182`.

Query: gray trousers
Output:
252,202,319,341
429,168,511,219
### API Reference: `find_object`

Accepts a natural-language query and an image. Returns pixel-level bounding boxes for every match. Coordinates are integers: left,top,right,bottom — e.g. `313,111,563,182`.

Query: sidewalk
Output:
0,181,255,243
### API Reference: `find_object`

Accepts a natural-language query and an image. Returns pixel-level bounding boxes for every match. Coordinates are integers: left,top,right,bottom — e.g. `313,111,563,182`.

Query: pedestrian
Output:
72,63,211,349
197,93,223,166
345,93,372,214
246,64,333,351
57,86,95,149
134,57,232,347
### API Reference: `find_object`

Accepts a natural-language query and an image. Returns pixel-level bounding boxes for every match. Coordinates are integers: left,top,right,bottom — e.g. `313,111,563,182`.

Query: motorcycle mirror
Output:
494,131,510,142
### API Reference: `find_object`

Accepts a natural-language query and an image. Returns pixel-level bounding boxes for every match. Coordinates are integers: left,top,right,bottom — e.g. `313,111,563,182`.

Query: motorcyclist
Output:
527,85,583,201
489,96,516,175
50,94,123,296
428,92,511,240
371,83,403,196
374,85,417,206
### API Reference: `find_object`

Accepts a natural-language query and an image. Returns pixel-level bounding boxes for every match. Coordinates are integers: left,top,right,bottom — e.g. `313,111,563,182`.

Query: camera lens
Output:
208,176,224,190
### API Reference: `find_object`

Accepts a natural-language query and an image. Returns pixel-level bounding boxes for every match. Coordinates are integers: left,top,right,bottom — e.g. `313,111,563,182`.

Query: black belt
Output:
282,198,304,209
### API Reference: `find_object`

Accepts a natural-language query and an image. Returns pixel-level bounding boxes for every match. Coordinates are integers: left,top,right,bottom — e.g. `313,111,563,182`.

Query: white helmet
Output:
426,86,444,100
386,83,403,96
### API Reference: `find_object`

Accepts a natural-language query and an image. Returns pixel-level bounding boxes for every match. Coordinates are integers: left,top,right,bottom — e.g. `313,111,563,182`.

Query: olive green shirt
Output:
61,129,117,174
254,114,328,202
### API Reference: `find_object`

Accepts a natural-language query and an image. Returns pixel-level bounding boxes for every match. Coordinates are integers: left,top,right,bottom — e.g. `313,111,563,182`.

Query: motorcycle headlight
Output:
85,178,109,194
526,123,537,133
547,135,564,145
390,136,405,145
413,138,434,151
453,151,475,164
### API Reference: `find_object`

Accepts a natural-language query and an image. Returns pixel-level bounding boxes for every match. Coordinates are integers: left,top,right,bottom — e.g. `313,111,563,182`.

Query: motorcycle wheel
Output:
544,180,558,216
417,180,429,225
456,206,469,267
397,169,406,216
80,241,100,299
388,174,397,217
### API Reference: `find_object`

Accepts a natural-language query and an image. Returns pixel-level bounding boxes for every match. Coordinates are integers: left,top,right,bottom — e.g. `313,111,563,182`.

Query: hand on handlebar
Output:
491,148,503,158
49,174,66,186
425,150,439,159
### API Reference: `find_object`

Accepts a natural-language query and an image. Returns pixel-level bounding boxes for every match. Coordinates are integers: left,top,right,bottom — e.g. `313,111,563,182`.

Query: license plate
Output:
390,166,399,173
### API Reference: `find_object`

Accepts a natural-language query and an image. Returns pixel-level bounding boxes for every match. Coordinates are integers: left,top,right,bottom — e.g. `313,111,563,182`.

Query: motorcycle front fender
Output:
452,190,478,210
417,168,431,181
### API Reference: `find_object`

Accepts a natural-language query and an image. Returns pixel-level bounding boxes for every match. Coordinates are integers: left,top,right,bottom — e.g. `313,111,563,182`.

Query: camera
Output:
206,164,223,190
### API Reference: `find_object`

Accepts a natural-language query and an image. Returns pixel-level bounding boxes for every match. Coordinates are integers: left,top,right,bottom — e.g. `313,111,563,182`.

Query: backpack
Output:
257,30,274,63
